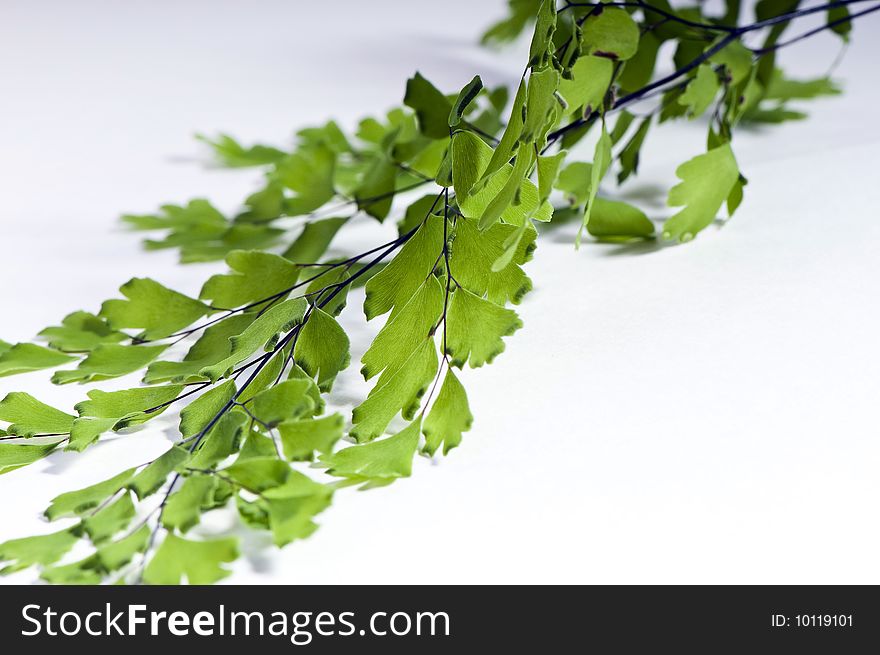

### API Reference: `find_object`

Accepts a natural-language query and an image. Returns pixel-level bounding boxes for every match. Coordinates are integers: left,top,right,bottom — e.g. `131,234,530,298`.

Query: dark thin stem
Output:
753,3,880,55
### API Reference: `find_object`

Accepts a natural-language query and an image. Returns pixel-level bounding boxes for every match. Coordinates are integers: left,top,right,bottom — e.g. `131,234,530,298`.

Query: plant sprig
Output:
0,0,870,584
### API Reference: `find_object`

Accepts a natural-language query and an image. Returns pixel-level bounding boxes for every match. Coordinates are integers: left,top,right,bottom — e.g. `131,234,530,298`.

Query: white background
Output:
1,0,879,584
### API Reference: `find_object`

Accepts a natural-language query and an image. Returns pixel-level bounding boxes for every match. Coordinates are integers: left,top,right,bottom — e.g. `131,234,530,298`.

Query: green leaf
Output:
283,217,347,263
75,384,183,425
361,278,444,381
828,5,852,41
198,298,307,382
278,413,344,461
143,534,238,585
196,133,286,167
617,118,651,184
618,32,661,93
0,343,76,378
764,70,841,101
537,150,566,203
51,343,168,385
679,64,720,119
45,469,136,520
145,314,254,384
96,524,151,571
527,0,556,67
38,311,126,352
449,217,536,306
664,144,740,242
274,143,336,215
522,67,560,145
188,411,248,469
67,417,118,452
0,441,60,475
364,216,444,320
130,446,190,499
323,419,421,481
100,278,211,340
179,380,237,438
422,370,473,456
452,132,551,227
445,288,521,368
578,123,612,245
354,156,397,221
449,75,483,127
0,392,74,437
122,199,225,232
587,197,655,240
478,80,526,186
351,340,437,442
710,39,753,85
581,8,639,60
81,491,135,544
556,161,593,206
247,379,314,427
479,144,535,230
558,56,613,115
0,528,78,574
293,308,350,392
404,72,454,139
200,250,299,309
162,474,218,533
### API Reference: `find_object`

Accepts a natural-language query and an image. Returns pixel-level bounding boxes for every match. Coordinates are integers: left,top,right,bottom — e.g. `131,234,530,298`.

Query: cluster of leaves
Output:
0,0,865,583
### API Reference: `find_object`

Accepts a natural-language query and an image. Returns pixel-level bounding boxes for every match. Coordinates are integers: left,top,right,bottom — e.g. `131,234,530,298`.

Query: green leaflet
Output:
97,524,151,572
364,215,444,320
75,384,183,427
449,217,536,306
51,343,168,385
522,67,560,146
404,72,454,139
68,418,118,452
558,56,613,116
162,474,217,533
100,278,211,340
452,131,552,227
581,8,640,61
197,133,286,167
537,151,566,203
189,411,248,469
0,441,61,475
588,197,656,240
556,161,594,206
198,298,307,382
45,469,136,520
528,0,556,67
278,413,344,461
81,491,135,544
145,314,254,384
354,156,397,221
322,419,421,482
617,118,651,184
361,277,444,381
445,287,522,368
143,534,238,585
449,75,484,127
351,340,437,443
0,392,74,437
274,143,336,215
422,370,473,456
130,446,189,500
478,79,526,186
179,380,237,438
283,217,347,263
0,343,76,378
664,144,740,242
578,123,612,246
200,250,300,309
38,311,126,353
679,64,720,119
293,308,350,392
246,379,314,427
0,528,78,574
